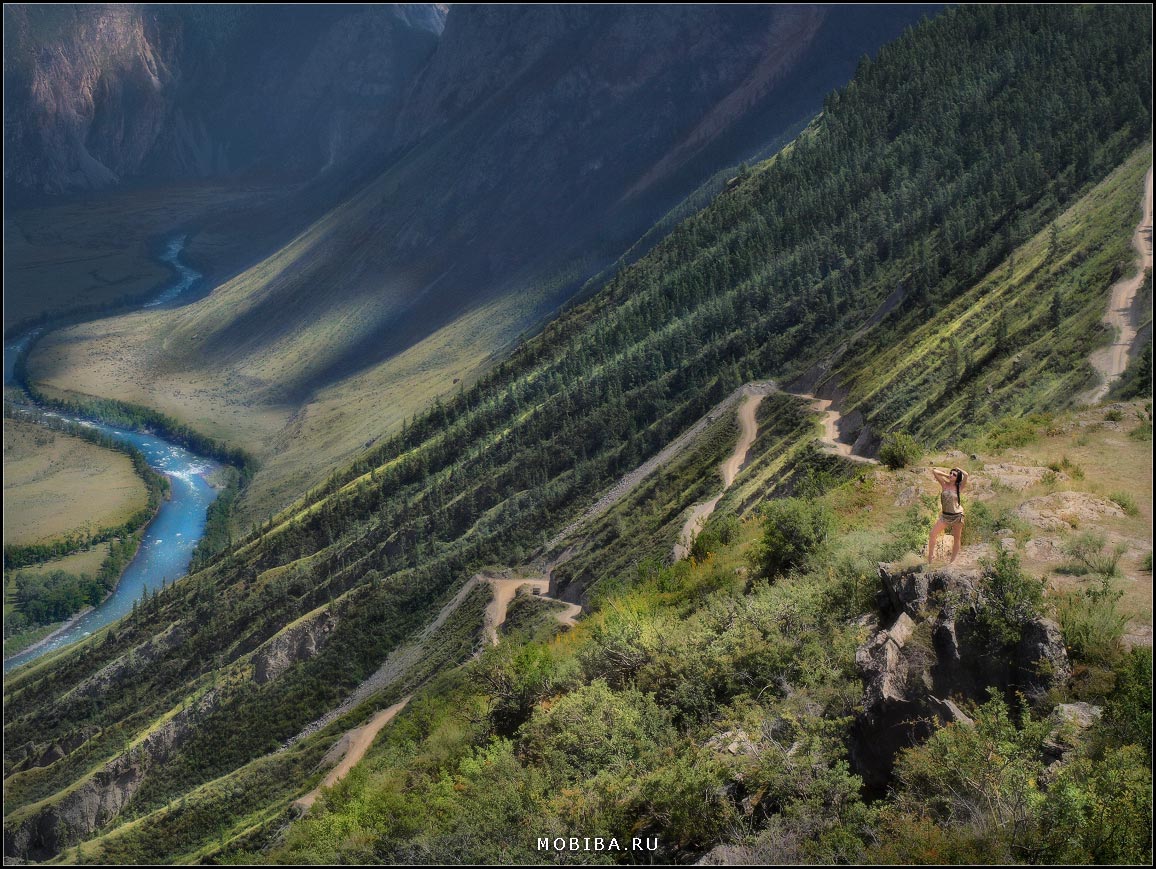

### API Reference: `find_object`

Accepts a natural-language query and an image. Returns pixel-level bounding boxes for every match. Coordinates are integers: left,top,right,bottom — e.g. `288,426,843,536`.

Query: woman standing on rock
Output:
928,466,969,565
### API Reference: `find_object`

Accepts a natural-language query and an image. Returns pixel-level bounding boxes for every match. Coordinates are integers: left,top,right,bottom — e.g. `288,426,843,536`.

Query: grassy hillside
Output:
3,420,148,546
244,403,1151,866
826,148,1153,447
3,4,1151,863
54,400,1153,865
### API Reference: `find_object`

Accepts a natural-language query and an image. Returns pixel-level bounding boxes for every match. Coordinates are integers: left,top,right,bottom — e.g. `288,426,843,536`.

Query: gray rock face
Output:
852,560,1070,787
252,609,339,685
3,4,447,193
1043,702,1102,766
4,690,219,861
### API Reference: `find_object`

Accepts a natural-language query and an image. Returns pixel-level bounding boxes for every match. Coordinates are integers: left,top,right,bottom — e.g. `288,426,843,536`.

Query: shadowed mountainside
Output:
3,4,447,195
24,4,939,518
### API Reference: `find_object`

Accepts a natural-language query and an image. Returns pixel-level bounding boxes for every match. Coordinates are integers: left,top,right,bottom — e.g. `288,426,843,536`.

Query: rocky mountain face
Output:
3,4,447,194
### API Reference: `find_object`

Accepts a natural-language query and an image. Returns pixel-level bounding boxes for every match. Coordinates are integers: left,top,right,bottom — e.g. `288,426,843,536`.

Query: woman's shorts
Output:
940,512,964,527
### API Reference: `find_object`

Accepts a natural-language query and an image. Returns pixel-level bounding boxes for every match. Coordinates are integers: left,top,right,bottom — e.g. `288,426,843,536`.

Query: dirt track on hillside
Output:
673,392,763,561
483,575,581,644
289,377,879,811
293,697,411,811
543,381,777,555
1084,165,1153,404
789,392,878,464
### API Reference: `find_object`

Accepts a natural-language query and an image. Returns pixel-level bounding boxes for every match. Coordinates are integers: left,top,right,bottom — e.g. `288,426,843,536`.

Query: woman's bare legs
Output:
927,518,947,564
949,520,964,563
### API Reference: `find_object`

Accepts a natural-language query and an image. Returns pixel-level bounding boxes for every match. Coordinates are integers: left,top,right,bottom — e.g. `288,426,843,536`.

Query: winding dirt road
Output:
1084,165,1153,405
673,392,764,561
289,571,580,814
790,392,878,464
288,376,877,812
542,381,777,554
483,575,581,645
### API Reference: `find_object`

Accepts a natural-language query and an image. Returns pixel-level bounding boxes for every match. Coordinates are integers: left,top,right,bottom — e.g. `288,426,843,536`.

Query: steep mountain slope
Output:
253,400,1150,865
24,4,939,518
3,4,447,195
3,5,1151,863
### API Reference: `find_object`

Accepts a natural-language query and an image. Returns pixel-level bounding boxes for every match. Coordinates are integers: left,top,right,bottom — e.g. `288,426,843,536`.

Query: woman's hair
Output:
950,467,962,506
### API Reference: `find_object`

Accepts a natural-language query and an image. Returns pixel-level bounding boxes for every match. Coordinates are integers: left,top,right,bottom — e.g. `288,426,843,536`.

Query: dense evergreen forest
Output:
3,5,1151,864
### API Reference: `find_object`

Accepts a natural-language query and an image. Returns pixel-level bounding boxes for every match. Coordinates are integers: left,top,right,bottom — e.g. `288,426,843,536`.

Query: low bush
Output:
1058,573,1126,667
755,498,834,579
879,431,923,469
975,549,1045,647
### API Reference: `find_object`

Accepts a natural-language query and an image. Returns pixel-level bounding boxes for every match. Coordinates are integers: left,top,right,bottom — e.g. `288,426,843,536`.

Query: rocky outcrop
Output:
251,608,339,685
984,463,1069,490
1043,702,1102,767
851,560,1070,787
5,624,190,777
1015,491,1126,531
4,690,219,861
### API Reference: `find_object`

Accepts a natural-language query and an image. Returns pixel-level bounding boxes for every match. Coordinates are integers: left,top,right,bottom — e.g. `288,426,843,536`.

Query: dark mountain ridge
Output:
3,4,447,195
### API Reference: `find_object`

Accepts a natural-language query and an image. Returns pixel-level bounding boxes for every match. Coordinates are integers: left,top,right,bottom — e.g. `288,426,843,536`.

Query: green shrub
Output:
879,431,923,469
880,694,1153,865
519,680,673,780
976,549,1045,647
1109,491,1140,516
960,499,995,546
985,416,1042,450
1060,455,1085,479
888,694,1049,832
1041,744,1153,864
1105,408,1124,422
473,642,562,737
1100,648,1153,754
755,497,834,578
1058,574,1126,667
577,613,651,689
882,507,933,561
689,513,740,562
1061,531,1126,578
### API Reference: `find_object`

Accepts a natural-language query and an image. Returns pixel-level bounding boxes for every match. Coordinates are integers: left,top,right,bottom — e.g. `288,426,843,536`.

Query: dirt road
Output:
790,392,878,464
1084,165,1153,404
673,392,763,561
293,697,411,812
542,381,777,554
290,571,580,815
483,575,582,644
